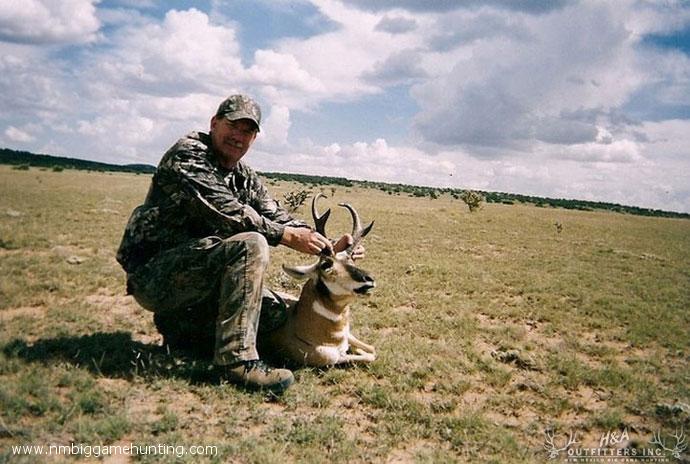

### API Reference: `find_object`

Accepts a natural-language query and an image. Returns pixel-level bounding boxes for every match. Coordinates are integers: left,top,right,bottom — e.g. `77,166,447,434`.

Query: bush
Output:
283,189,311,213
459,190,484,212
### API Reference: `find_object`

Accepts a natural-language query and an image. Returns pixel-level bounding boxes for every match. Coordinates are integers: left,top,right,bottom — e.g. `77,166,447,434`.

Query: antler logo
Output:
651,427,688,460
544,429,579,460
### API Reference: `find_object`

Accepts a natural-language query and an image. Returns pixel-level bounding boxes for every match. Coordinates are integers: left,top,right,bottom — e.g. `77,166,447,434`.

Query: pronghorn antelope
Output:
266,194,377,367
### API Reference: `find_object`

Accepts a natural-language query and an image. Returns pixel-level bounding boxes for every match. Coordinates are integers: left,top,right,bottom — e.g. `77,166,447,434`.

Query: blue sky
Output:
1,0,690,212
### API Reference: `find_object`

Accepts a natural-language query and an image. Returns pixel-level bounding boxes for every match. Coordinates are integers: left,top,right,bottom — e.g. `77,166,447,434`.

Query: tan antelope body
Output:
266,195,377,367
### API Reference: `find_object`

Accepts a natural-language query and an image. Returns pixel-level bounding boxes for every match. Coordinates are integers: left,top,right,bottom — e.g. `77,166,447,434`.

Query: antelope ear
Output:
282,261,319,280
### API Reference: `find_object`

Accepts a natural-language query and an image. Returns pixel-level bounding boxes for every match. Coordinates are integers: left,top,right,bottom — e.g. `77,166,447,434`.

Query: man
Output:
117,94,354,392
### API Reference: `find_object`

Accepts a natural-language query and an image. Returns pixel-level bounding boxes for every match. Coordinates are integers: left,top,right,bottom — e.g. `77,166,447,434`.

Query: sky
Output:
1,0,690,213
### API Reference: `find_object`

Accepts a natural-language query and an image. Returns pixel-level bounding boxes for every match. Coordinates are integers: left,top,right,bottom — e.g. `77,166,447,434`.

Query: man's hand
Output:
333,234,366,260
281,226,333,255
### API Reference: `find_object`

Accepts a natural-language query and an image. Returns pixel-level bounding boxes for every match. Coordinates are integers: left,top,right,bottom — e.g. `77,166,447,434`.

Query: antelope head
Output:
283,193,375,297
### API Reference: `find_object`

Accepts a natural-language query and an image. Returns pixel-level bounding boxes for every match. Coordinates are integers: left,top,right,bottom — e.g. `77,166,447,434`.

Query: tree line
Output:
261,172,690,219
0,148,155,174
2,147,688,220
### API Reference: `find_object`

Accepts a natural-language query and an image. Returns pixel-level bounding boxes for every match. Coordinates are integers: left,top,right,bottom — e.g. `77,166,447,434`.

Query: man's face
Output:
210,117,258,168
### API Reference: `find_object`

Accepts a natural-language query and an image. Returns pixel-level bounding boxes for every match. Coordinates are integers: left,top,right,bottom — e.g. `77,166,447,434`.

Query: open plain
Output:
1,165,688,463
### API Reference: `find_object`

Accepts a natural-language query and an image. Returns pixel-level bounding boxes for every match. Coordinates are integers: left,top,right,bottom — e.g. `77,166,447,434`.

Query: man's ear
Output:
282,262,319,280
210,115,218,131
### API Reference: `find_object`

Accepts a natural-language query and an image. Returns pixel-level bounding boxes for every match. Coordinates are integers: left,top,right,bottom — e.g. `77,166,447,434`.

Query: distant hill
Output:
0,148,156,174
262,173,690,220
2,147,688,219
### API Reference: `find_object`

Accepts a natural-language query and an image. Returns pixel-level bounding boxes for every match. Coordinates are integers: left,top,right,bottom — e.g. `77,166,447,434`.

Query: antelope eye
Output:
320,259,334,271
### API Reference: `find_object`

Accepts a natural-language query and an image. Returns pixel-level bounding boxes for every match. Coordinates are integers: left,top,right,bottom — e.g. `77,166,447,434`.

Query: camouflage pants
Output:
126,232,292,365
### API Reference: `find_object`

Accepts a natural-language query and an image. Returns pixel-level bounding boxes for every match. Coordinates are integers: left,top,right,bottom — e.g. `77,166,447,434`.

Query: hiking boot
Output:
224,360,294,392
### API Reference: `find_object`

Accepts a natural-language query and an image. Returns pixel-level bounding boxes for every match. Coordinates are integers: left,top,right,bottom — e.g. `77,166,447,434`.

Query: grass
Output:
1,165,689,463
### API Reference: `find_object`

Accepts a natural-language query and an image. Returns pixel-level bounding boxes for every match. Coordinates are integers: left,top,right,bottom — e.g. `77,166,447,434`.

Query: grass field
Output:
1,165,689,463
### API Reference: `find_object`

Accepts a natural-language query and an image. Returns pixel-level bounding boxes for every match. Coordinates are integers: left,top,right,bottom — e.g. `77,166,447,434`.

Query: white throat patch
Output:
313,300,342,322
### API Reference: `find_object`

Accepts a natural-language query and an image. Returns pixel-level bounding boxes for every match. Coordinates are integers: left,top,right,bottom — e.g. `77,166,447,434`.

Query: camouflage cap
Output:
215,94,261,132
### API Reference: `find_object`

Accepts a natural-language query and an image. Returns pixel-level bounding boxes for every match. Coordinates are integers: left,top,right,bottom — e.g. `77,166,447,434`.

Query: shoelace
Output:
243,360,272,373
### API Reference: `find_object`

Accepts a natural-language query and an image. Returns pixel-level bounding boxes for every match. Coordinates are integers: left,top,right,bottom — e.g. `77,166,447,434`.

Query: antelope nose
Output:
355,276,376,295
358,272,375,287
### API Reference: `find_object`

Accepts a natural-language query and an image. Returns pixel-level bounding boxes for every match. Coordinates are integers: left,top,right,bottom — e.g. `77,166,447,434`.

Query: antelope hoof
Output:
354,348,377,362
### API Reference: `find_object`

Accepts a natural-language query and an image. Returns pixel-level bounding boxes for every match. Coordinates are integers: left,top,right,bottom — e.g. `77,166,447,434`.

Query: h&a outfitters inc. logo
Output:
543,427,688,462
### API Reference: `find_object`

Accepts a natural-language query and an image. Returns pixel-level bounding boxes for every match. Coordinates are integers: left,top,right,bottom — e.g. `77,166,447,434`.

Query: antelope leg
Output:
348,333,376,354
337,351,376,364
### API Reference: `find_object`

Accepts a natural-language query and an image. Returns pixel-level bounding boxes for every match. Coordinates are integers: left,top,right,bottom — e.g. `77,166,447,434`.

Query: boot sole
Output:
225,374,295,394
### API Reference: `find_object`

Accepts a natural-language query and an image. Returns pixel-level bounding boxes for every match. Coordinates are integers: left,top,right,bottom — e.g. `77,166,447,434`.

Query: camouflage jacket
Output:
116,131,308,273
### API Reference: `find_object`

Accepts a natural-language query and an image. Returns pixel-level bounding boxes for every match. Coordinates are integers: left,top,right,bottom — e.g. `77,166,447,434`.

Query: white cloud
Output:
77,114,154,141
551,139,643,164
0,44,73,121
345,0,572,14
363,49,428,85
638,49,690,107
641,119,690,160
37,9,251,163
428,9,532,51
97,6,151,28
108,0,157,9
248,50,326,106
4,126,34,142
375,15,418,34
257,105,292,147
625,0,690,37
412,2,646,151
252,137,457,187
269,0,423,105
0,0,100,44
84,8,244,99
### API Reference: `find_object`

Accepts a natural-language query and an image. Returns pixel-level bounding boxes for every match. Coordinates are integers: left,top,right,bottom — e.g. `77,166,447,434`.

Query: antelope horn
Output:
311,193,331,237
338,202,374,254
